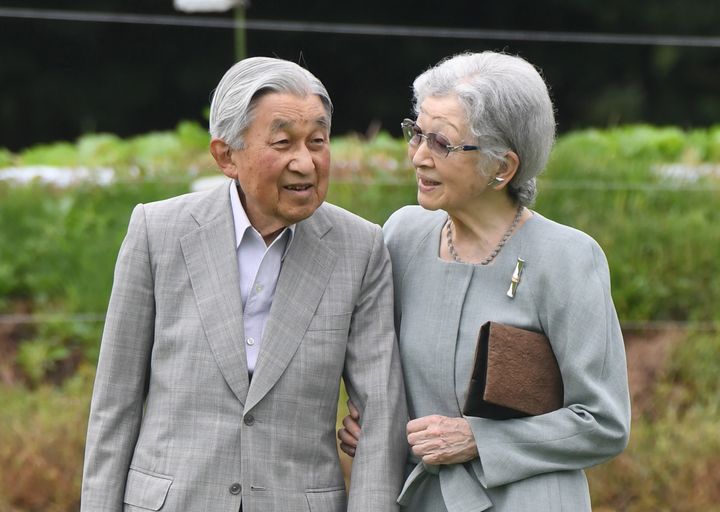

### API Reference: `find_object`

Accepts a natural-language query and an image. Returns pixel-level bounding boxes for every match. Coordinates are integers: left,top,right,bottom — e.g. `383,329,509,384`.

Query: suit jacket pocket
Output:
307,312,352,332
123,467,173,511
305,487,347,512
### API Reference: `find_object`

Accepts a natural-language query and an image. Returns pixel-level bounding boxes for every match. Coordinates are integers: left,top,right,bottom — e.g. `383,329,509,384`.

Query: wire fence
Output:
3,7,720,48
0,312,715,332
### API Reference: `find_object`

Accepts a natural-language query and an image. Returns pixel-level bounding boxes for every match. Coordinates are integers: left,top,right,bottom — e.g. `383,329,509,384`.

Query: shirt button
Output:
244,414,255,426
246,337,255,346
255,284,263,293
229,482,241,495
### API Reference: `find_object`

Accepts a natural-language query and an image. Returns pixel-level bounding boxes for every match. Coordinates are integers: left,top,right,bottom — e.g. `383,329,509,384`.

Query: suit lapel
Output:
244,209,336,412
181,181,250,405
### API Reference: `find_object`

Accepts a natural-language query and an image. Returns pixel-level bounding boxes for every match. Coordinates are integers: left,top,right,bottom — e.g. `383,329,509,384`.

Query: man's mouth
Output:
284,184,312,191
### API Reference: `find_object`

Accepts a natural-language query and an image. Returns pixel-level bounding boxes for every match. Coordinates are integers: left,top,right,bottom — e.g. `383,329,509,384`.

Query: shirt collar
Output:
229,180,296,259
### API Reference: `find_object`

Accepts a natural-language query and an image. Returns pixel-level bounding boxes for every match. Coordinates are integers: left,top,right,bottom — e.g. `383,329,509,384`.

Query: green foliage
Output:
0,148,13,168
0,180,190,312
707,125,720,161
0,179,190,383
76,133,130,168
176,120,212,151
1,125,718,377
536,126,720,323
12,121,216,179
16,337,70,387
19,142,79,167
330,131,411,183
327,182,416,225
0,123,719,510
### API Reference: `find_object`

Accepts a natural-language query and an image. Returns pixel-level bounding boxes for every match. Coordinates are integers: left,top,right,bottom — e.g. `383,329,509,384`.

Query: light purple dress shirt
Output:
229,184,295,375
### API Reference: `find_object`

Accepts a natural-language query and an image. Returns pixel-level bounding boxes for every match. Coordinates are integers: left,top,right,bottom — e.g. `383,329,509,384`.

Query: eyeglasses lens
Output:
401,120,417,144
400,119,450,157
427,133,450,157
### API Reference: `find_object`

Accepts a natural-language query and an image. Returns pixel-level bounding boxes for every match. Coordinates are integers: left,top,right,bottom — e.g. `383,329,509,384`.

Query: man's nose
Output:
288,145,315,173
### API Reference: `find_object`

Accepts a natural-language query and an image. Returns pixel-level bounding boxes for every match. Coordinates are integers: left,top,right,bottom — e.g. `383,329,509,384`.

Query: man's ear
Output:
210,138,238,180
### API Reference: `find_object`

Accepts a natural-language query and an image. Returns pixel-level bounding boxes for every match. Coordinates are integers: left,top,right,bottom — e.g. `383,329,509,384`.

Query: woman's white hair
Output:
209,57,333,150
412,51,556,206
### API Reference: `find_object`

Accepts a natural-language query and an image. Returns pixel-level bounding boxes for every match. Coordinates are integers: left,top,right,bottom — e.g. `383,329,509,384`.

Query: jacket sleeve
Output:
343,225,408,512
467,239,631,488
81,204,155,511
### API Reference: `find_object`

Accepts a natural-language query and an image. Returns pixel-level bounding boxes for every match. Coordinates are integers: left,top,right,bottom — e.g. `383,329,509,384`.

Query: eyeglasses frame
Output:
400,118,480,158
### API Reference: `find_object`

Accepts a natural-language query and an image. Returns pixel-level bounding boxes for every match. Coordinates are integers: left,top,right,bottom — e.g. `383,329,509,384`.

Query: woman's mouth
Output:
419,177,440,186
417,175,442,191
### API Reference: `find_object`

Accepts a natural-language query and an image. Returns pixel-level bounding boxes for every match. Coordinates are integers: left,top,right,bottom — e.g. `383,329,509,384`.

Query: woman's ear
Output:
210,138,238,179
488,151,520,190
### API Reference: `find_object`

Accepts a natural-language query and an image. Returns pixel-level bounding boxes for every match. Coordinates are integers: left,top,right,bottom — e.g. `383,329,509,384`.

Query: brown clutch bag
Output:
462,321,564,419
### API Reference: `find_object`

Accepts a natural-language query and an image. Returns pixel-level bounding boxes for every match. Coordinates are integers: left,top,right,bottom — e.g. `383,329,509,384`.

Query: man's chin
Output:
281,203,323,224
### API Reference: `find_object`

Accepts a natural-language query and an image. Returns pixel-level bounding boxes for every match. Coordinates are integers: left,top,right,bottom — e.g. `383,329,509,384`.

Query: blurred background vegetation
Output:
1,1,720,511
1,125,719,511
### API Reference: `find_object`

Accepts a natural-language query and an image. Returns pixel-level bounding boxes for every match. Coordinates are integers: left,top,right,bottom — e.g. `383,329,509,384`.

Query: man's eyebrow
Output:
269,116,330,133
270,118,292,133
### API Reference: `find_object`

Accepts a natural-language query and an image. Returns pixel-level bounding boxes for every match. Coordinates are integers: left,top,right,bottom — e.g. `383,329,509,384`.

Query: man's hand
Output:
407,415,478,465
337,399,361,457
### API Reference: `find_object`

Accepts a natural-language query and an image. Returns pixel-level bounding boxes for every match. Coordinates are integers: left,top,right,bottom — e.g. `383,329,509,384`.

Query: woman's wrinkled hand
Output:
337,399,361,457
407,415,478,465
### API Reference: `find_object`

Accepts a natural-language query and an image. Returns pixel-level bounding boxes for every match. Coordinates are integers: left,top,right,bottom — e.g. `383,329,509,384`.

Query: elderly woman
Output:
338,51,630,511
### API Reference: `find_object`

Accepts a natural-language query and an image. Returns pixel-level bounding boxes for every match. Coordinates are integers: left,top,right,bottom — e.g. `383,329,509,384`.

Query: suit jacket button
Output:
229,482,242,495
244,414,255,426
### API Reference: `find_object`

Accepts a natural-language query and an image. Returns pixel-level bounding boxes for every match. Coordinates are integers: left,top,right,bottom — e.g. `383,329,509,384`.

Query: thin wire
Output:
2,7,720,48
0,313,106,324
621,321,718,332
0,174,718,191
0,313,714,331
539,180,720,192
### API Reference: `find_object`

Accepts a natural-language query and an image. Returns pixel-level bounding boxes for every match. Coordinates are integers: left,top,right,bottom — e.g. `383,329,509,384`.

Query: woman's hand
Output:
337,399,361,457
407,415,478,465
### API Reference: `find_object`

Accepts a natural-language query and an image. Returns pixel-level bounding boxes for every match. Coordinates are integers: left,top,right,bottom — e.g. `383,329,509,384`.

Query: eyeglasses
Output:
400,118,480,158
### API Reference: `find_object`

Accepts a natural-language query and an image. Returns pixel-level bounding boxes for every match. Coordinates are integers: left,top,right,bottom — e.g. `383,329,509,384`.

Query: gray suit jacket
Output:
81,180,407,512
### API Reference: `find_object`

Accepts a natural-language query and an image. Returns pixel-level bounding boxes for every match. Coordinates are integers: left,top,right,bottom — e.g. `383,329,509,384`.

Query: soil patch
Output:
623,327,685,419
0,300,34,385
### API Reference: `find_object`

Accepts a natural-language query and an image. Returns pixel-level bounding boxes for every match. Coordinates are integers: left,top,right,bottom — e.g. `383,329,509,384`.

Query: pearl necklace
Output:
446,205,524,265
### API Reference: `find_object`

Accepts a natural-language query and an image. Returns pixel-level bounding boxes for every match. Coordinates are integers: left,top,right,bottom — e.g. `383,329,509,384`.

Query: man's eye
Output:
272,139,290,146
311,138,326,145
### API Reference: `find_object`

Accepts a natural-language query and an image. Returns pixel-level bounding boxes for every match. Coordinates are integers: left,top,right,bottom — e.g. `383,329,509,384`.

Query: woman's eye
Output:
435,135,451,147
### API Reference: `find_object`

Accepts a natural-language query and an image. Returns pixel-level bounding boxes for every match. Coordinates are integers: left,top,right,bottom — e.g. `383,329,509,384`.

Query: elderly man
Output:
81,57,407,512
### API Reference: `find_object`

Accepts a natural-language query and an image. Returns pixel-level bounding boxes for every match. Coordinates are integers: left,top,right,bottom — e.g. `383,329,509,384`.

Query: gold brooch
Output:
506,258,525,298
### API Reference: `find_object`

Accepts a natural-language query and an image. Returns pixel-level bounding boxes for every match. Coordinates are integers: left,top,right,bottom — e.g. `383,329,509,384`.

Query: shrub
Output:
0,367,94,512
588,331,720,511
